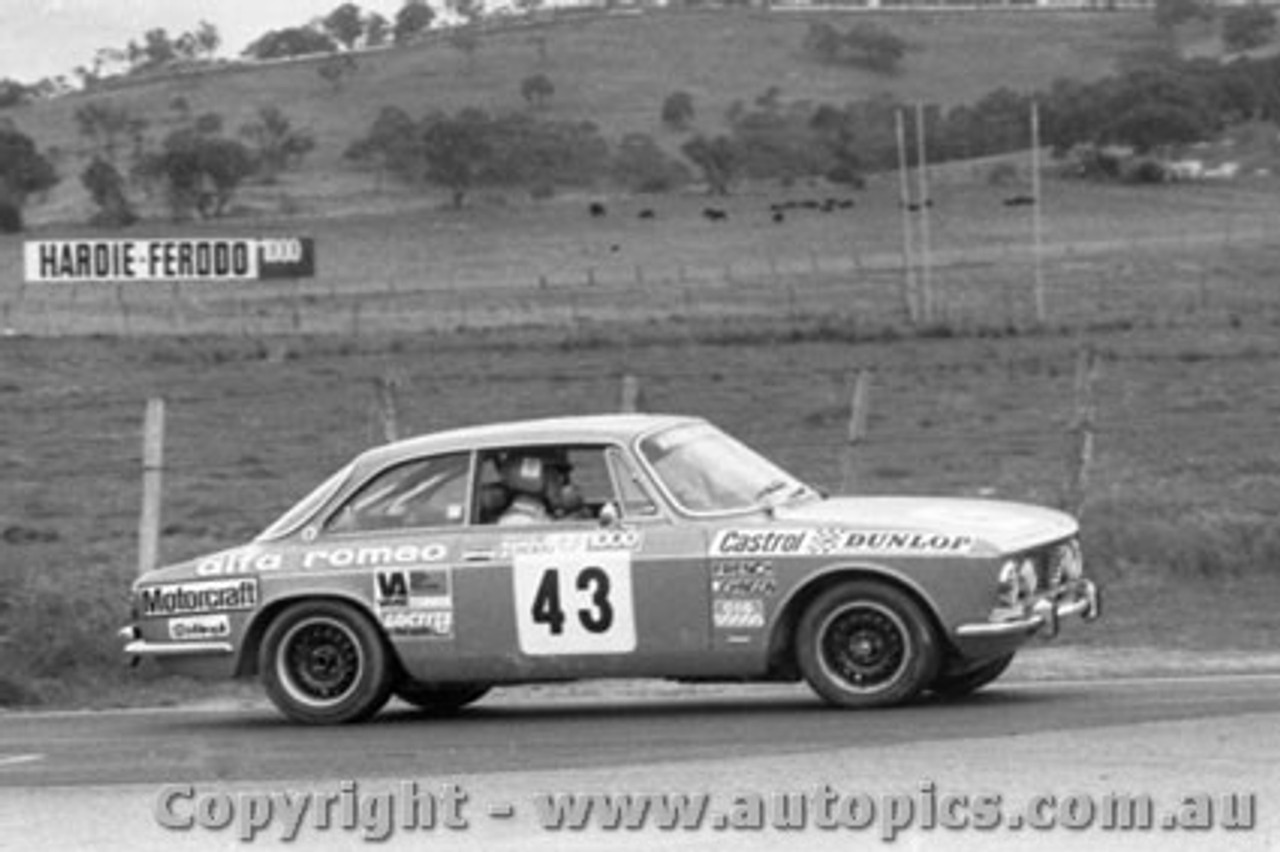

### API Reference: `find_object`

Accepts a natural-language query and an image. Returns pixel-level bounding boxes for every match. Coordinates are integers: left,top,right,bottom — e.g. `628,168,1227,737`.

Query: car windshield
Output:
255,463,354,541
638,422,813,514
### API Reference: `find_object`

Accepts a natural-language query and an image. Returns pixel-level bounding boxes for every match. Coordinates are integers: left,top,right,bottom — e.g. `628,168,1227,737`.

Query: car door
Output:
449,444,714,682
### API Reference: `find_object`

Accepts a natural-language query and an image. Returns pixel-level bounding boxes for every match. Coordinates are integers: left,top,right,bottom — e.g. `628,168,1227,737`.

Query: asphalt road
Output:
4,674,1280,789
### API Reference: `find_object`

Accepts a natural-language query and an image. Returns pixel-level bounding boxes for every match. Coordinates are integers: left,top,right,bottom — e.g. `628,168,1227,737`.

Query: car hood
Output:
774,496,1077,554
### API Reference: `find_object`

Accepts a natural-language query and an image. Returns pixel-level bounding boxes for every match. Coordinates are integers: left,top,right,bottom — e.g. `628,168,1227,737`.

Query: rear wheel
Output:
395,682,491,714
931,654,1015,698
796,581,940,708
260,600,393,725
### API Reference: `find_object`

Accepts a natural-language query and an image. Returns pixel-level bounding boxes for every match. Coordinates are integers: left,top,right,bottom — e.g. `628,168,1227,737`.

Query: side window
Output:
325,452,471,533
607,448,658,518
475,445,628,525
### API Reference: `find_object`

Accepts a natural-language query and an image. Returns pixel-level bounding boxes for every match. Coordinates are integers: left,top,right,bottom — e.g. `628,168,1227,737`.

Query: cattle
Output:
589,202,607,217
638,209,655,220
703,208,728,221
1003,195,1036,207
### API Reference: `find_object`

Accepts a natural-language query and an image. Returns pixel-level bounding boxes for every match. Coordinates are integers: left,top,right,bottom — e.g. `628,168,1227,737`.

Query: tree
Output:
0,79,29,110
136,130,253,220
1222,6,1277,52
0,128,59,232
194,21,221,59
74,101,147,165
451,0,486,26
244,28,338,60
612,132,691,193
324,3,366,50
81,157,137,227
420,109,491,207
239,106,315,183
393,1,435,44
365,12,390,47
344,106,422,184
318,54,359,90
681,134,738,195
661,91,695,131
1102,103,1210,153
521,74,554,109
141,28,178,69
1154,0,1212,29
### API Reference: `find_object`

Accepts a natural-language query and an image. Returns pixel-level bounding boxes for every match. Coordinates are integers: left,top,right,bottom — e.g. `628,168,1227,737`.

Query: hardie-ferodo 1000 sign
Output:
23,237,315,282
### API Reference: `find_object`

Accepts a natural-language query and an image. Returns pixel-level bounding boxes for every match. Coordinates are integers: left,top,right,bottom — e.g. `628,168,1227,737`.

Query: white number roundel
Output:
513,550,635,655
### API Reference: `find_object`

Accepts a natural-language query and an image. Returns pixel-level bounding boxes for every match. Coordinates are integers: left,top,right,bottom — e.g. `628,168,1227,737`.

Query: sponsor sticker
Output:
713,599,766,630
710,528,976,558
710,530,809,557
381,609,453,638
168,614,231,641
139,579,258,617
195,548,283,577
500,529,642,558
22,237,316,283
374,569,452,608
808,529,975,557
302,542,449,570
710,560,778,597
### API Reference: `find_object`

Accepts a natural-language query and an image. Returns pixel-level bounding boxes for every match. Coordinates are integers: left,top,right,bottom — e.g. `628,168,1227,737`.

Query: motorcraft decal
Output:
140,579,258,617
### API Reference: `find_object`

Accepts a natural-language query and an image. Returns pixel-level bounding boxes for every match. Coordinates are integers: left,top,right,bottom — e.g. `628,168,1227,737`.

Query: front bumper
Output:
118,625,234,658
955,579,1101,640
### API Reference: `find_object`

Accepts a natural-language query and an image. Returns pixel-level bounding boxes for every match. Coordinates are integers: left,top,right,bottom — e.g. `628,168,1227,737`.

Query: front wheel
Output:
260,600,393,724
395,682,491,715
796,581,940,709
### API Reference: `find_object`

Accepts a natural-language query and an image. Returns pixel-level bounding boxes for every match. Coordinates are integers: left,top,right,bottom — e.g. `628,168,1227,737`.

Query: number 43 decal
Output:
514,552,636,655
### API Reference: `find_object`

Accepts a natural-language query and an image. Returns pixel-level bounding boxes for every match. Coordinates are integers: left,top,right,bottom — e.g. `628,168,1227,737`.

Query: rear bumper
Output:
955,580,1101,640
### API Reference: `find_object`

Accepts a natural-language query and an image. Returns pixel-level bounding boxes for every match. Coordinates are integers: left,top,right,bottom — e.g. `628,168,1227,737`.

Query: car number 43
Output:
513,552,637,655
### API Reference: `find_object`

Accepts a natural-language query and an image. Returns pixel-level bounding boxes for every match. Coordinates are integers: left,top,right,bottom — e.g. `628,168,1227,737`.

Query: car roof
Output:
354,413,703,468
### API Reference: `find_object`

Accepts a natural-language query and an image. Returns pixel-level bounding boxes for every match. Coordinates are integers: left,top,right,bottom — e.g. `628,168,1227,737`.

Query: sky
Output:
0,0,403,82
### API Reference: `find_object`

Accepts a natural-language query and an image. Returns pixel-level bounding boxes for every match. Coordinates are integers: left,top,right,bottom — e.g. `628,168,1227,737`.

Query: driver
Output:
496,451,586,525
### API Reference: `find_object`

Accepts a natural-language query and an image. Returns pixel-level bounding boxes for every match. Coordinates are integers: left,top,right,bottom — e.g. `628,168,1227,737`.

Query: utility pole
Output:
1031,99,1047,326
915,102,934,324
895,110,919,325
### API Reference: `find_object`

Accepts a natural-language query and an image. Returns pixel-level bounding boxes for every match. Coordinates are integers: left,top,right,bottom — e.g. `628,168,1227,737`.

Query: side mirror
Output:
598,502,621,528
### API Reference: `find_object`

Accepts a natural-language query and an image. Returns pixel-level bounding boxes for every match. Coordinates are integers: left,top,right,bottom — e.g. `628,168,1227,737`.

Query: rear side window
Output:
325,453,471,533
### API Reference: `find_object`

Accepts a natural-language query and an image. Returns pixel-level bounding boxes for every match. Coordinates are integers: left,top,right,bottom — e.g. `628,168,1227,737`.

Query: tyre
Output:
260,600,393,724
796,580,940,708
930,653,1015,698
395,682,491,714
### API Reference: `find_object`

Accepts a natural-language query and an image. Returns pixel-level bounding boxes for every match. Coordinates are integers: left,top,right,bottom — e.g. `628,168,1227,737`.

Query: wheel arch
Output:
235,592,401,679
766,564,950,678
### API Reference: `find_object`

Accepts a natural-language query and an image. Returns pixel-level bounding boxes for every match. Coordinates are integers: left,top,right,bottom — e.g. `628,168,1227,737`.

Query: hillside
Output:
7,8,1166,223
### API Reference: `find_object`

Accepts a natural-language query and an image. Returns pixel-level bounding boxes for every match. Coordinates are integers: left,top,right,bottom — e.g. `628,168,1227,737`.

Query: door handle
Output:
462,550,495,562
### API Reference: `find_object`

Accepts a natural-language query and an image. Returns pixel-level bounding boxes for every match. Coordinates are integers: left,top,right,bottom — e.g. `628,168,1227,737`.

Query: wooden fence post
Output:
374,374,401,443
620,374,643,413
138,398,165,576
840,370,873,493
1064,346,1100,515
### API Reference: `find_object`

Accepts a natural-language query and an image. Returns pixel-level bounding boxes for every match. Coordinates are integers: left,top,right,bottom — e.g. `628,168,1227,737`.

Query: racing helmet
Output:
501,453,551,496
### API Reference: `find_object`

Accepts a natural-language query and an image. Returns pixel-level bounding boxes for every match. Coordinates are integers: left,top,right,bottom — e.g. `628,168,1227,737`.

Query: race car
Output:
120,414,1100,724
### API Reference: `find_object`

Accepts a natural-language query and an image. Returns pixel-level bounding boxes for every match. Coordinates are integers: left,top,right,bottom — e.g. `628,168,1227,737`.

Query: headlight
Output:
998,558,1037,606
1048,540,1083,586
